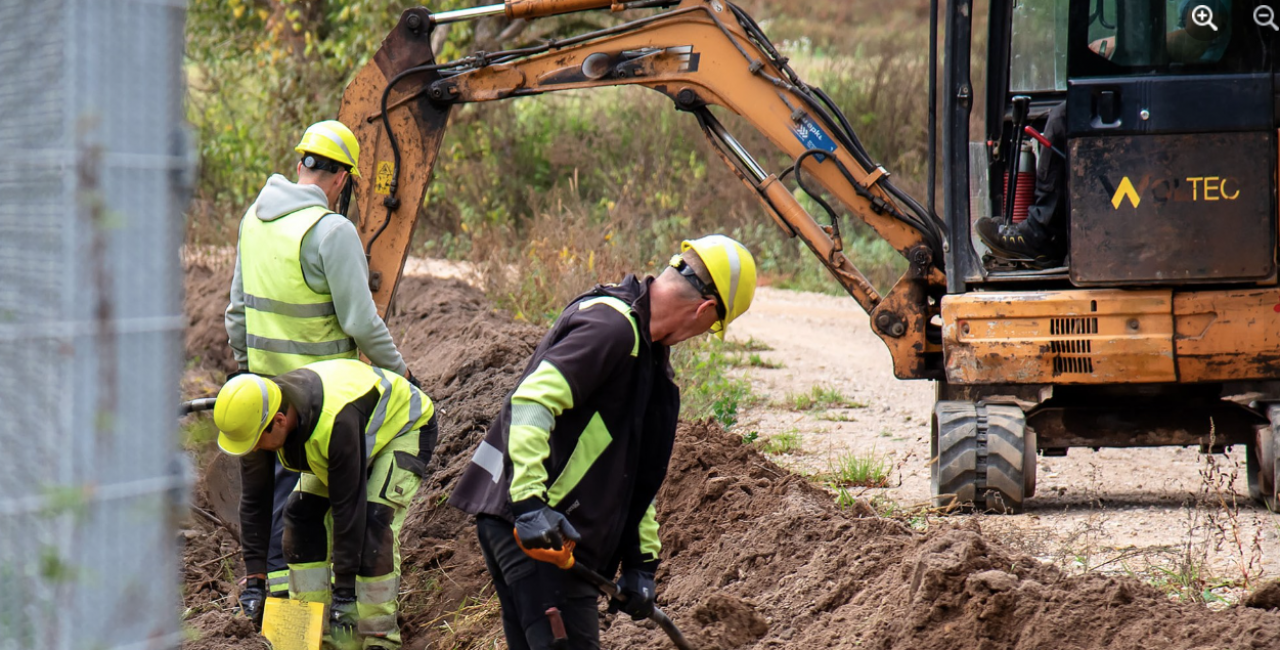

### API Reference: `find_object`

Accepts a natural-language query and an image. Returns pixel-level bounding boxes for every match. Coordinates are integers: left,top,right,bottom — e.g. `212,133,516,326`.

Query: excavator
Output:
327,0,1280,513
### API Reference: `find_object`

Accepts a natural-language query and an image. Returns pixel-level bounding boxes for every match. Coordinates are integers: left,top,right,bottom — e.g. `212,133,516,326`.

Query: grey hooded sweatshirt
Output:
224,174,408,377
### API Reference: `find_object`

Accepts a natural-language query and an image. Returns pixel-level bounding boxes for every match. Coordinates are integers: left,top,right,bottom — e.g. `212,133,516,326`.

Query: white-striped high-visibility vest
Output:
240,205,357,376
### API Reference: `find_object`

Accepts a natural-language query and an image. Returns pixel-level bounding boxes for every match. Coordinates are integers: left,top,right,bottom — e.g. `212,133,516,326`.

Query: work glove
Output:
513,504,581,551
237,577,267,631
329,587,359,639
608,568,656,621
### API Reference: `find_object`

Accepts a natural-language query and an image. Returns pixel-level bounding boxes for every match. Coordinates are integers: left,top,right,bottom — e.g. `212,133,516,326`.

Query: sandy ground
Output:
727,285,1280,599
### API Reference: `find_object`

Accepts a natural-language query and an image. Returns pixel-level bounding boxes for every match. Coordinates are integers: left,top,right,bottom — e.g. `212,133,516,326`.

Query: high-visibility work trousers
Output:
283,431,422,650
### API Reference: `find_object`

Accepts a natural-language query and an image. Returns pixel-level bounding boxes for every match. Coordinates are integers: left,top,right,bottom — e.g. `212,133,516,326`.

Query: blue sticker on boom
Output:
791,116,838,161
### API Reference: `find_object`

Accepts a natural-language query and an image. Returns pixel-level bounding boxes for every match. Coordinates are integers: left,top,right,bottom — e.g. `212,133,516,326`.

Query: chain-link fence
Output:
0,0,191,648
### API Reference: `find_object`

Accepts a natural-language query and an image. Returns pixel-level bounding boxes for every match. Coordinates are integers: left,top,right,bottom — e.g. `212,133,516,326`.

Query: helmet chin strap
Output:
336,174,354,216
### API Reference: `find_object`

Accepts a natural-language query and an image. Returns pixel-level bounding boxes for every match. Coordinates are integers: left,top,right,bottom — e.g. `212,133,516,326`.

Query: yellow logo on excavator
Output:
1111,176,1141,209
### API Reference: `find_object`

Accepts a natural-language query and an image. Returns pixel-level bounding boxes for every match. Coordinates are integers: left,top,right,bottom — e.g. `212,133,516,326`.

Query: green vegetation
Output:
732,353,784,370
723,337,774,352
672,339,757,429
760,431,803,455
184,1,932,311
826,449,891,488
180,417,220,452
818,411,856,422
783,385,866,411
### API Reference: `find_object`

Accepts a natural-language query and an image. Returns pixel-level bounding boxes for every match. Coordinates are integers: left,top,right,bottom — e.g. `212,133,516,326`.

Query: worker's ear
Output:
270,410,289,436
694,298,719,323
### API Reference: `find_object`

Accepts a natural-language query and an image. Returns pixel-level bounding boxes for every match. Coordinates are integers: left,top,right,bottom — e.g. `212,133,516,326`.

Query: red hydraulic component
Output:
1003,140,1036,223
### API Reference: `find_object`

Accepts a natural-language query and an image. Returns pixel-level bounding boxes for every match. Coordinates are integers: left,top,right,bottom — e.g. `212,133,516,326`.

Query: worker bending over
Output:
451,235,757,649
214,359,437,650
224,120,417,602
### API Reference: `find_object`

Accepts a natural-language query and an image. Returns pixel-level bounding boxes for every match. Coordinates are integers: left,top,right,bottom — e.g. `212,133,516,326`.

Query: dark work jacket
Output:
239,368,379,589
449,275,679,573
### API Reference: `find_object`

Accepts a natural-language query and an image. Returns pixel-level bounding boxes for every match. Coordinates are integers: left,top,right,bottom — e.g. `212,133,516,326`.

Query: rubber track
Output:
932,401,1027,513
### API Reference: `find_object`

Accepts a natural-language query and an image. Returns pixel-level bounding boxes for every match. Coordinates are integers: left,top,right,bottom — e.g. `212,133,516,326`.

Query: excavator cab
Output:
935,0,1280,511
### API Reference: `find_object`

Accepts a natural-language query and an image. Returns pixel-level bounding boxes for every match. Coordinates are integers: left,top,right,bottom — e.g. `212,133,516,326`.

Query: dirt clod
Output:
1245,580,1280,611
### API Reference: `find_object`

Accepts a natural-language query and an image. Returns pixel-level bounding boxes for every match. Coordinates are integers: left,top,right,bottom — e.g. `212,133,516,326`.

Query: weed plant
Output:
760,431,803,455
733,353,783,369
827,449,891,488
783,385,866,411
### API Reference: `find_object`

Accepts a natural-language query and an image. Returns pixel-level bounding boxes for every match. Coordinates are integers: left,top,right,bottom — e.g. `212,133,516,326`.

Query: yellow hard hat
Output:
212,374,282,456
678,235,757,339
295,120,361,177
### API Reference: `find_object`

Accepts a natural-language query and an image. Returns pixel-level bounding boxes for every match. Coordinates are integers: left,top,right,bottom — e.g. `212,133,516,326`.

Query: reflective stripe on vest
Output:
240,204,357,376
300,360,436,484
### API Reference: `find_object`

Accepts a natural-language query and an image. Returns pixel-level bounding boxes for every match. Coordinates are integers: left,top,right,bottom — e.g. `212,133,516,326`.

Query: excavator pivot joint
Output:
674,88,702,111
876,312,907,338
909,245,933,268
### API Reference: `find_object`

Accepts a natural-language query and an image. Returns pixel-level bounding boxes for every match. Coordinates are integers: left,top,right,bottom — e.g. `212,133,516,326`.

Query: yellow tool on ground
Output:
261,598,325,650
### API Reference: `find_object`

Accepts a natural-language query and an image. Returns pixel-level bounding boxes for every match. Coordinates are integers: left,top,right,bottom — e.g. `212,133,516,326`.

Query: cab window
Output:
1010,0,1069,92
1071,0,1271,76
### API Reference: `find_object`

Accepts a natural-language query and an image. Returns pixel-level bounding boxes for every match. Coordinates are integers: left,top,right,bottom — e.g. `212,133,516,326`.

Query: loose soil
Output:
179,260,1280,650
728,287,1280,596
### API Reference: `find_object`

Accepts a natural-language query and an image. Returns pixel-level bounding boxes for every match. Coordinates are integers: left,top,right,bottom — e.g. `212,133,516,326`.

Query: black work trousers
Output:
476,515,601,650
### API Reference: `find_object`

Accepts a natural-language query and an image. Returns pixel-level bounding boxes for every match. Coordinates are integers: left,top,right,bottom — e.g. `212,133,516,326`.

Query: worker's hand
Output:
513,504,581,551
329,587,358,637
237,577,267,631
1089,36,1116,60
405,369,424,391
608,568,656,621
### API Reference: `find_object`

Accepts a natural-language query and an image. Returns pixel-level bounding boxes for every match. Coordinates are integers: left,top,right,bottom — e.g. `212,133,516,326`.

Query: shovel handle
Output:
650,608,695,650
565,563,696,650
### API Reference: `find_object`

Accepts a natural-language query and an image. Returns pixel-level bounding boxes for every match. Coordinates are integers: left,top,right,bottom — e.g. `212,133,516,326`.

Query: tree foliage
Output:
184,0,471,239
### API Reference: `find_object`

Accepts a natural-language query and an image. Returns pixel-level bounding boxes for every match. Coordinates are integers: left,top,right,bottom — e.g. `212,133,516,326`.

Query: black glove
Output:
329,587,358,637
237,577,267,630
513,503,581,550
609,568,656,621
227,368,250,381
405,369,423,390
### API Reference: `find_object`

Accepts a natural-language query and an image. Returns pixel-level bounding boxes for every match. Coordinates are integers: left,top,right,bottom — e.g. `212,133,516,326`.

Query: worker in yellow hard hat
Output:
450,235,756,649
224,120,419,608
213,359,438,650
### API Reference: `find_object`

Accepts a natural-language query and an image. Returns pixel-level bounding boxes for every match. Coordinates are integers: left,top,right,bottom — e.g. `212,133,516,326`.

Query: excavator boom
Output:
337,0,946,379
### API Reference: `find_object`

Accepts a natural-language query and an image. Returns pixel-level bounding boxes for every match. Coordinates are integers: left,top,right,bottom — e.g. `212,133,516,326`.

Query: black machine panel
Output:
1067,74,1273,135
1068,131,1276,285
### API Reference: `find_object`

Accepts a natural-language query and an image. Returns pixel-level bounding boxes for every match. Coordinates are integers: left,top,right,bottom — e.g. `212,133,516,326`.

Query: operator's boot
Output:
974,217,1065,269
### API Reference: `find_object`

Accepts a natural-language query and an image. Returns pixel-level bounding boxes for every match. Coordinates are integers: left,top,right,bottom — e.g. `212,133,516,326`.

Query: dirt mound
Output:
180,266,1280,650
603,421,1280,650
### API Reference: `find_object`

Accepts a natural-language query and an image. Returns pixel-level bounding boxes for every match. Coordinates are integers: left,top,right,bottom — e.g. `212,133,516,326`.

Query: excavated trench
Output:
180,262,1280,650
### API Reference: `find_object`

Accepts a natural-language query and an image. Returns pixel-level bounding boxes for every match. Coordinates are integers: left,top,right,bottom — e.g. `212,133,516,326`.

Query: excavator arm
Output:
337,0,946,379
